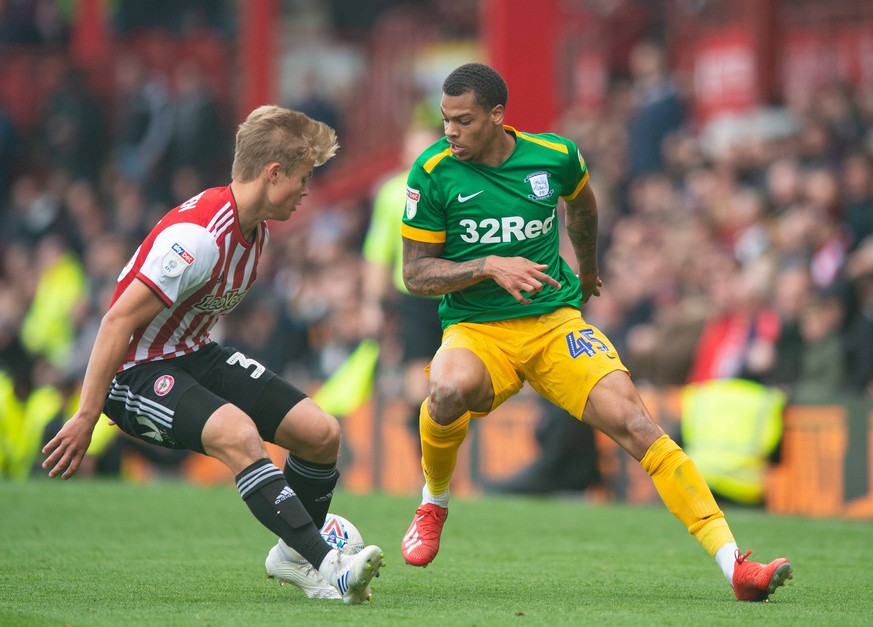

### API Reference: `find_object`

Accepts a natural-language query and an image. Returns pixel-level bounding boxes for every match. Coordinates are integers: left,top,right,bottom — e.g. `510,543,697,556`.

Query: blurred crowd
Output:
561,42,873,403
1,7,873,481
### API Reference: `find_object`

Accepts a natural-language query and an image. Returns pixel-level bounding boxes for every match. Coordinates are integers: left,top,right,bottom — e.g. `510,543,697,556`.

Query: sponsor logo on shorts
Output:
154,374,175,396
135,415,164,442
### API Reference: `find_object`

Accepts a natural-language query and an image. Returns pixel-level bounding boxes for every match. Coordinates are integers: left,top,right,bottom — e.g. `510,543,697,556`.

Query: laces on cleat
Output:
732,548,792,602
401,503,447,567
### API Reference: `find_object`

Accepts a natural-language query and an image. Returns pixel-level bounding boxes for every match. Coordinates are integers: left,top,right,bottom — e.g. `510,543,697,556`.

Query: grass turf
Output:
0,479,870,626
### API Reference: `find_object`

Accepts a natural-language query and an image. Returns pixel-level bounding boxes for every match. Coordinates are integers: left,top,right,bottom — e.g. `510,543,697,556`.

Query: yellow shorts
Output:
432,307,629,419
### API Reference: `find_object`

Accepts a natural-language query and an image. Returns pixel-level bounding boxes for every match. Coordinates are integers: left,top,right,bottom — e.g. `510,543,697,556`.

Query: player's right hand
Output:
485,256,561,304
42,413,97,480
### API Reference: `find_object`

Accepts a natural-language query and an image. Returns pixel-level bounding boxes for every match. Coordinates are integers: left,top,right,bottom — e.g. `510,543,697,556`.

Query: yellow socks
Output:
419,400,471,497
641,435,735,558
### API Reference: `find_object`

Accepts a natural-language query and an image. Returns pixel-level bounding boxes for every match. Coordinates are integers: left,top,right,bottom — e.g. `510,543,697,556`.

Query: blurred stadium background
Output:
1,0,872,519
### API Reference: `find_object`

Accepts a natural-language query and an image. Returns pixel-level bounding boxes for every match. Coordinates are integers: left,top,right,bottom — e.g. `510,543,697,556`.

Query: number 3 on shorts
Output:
226,352,266,378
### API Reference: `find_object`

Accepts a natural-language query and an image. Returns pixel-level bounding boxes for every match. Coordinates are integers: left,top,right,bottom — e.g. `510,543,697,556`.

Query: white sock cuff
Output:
421,484,450,507
715,542,739,584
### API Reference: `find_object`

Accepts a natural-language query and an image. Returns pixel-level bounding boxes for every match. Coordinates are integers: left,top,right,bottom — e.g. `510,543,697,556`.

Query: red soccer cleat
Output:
401,503,448,567
732,549,793,602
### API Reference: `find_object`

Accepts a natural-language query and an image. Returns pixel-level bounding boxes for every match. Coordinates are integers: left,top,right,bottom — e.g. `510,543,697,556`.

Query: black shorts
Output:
103,343,306,454
396,293,443,362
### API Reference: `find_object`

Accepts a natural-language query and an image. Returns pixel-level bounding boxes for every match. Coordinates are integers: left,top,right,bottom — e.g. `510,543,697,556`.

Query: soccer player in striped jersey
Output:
398,63,792,602
42,105,383,604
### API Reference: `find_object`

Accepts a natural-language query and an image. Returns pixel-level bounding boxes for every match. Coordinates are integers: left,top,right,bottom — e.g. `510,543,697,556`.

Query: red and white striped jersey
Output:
112,185,269,371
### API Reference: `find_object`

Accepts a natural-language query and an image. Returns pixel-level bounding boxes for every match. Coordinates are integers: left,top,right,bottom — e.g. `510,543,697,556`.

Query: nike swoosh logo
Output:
457,190,484,203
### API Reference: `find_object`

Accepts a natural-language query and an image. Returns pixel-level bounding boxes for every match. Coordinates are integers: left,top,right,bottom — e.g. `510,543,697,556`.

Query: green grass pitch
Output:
1,479,870,626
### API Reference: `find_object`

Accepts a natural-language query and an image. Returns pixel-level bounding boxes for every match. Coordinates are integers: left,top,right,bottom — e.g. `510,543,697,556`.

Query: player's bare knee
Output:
427,380,468,424
309,413,341,458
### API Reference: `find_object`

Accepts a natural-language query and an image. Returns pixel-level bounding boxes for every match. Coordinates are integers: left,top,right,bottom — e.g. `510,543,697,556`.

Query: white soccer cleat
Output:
319,545,385,605
265,541,341,599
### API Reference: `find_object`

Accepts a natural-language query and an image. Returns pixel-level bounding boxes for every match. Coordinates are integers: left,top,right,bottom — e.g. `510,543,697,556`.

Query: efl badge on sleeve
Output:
406,186,420,219
161,242,195,277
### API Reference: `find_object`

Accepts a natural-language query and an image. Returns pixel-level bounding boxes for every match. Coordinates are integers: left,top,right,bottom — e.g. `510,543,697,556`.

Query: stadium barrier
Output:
114,386,873,520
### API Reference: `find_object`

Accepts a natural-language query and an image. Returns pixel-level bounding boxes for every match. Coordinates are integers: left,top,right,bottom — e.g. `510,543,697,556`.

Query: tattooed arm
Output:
564,183,602,303
402,238,561,305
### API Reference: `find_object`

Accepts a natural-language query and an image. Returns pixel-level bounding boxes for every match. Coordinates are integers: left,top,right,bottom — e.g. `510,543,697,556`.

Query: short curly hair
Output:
442,63,508,111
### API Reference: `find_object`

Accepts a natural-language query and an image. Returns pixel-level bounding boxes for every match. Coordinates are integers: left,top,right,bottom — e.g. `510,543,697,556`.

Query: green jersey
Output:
401,125,589,329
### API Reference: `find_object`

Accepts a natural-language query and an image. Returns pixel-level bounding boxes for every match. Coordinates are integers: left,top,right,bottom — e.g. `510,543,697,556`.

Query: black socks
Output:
283,453,340,528
235,458,331,568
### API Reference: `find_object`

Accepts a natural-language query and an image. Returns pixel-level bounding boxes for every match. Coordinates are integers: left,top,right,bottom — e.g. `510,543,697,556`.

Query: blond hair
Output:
231,105,339,182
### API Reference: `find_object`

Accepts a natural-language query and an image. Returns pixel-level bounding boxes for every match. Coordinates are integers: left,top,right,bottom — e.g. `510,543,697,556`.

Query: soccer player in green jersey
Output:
398,62,792,602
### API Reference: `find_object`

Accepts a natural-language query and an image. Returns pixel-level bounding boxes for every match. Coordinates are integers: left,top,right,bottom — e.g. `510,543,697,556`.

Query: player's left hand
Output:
578,272,602,303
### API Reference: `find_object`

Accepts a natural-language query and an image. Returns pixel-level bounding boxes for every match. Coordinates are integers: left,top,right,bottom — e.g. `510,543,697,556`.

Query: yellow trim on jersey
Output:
562,169,589,200
515,130,569,154
401,222,447,243
424,148,453,173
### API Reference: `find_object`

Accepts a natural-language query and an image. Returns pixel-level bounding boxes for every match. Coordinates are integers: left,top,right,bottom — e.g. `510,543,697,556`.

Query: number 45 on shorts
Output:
565,329,610,359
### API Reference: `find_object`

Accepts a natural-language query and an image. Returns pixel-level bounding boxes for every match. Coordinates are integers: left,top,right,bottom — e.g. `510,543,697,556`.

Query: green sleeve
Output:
561,136,587,197
402,158,447,236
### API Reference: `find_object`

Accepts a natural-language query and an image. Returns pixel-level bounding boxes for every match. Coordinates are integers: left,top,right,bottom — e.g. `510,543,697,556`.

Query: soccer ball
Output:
320,513,365,555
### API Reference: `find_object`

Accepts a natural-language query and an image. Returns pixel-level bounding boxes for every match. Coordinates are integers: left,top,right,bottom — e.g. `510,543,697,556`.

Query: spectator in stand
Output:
766,263,813,389
812,82,864,158
112,53,173,196
764,158,804,215
804,167,849,289
18,233,87,368
32,0,69,46
791,291,846,404
40,67,108,184
166,60,228,190
0,0,40,44
687,258,781,385
108,178,152,243
842,238,873,396
0,258,32,394
626,40,686,178
4,175,63,248
841,151,873,251
62,179,108,257
0,106,19,207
